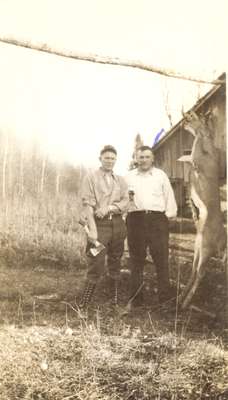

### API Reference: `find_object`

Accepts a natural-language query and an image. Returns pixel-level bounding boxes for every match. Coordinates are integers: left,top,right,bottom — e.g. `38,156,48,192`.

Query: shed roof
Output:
153,73,226,152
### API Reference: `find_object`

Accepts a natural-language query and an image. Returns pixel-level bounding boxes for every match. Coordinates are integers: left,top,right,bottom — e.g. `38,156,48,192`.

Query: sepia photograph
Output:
0,1,227,399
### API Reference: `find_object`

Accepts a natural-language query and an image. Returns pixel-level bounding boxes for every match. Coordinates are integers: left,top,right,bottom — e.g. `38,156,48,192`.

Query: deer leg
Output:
189,198,200,224
181,247,210,310
179,244,200,304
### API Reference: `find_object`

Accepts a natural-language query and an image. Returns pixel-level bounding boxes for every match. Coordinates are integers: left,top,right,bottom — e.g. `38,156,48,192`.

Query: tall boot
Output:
79,280,96,309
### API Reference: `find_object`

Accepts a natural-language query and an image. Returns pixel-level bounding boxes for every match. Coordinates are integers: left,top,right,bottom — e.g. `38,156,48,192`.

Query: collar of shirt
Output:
136,167,154,176
99,167,117,181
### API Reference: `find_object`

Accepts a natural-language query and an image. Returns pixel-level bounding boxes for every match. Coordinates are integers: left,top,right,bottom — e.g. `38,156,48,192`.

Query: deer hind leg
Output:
179,245,200,305
189,198,200,224
181,245,211,310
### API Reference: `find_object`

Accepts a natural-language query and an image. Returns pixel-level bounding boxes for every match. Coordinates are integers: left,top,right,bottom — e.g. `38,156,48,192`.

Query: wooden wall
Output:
154,128,194,180
153,84,226,208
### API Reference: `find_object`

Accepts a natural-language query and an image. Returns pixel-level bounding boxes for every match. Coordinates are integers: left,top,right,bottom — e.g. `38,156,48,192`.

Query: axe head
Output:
88,241,105,257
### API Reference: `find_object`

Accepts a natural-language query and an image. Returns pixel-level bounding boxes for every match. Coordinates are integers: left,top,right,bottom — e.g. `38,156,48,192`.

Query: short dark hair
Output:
137,145,153,153
100,145,117,156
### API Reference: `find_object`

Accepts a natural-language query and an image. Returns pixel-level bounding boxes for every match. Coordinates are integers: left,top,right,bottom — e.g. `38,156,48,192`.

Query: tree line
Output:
0,131,86,199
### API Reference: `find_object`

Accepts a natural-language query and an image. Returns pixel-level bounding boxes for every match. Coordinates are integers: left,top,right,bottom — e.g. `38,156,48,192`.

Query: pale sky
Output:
0,0,227,173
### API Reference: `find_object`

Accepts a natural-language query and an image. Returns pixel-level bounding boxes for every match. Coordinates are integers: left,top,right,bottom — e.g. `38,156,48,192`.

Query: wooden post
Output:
0,37,225,86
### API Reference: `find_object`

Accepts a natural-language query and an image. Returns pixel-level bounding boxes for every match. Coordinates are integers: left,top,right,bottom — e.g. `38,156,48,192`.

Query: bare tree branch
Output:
0,36,225,85
161,78,173,128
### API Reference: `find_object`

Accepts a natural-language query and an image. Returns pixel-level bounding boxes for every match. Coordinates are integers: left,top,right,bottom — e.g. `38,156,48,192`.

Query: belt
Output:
128,210,165,215
96,213,122,221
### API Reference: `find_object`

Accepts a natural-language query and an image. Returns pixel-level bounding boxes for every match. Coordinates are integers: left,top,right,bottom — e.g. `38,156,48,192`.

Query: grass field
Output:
0,195,86,269
0,196,227,399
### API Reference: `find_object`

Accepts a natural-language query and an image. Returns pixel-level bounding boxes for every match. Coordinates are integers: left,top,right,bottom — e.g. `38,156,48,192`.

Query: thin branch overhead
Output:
0,36,225,85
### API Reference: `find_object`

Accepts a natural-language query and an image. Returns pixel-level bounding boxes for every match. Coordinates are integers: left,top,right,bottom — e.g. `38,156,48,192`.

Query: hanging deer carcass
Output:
178,110,227,310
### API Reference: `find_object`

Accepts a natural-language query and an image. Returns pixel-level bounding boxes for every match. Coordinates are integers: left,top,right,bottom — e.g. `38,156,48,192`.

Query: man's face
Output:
137,149,154,171
100,151,117,171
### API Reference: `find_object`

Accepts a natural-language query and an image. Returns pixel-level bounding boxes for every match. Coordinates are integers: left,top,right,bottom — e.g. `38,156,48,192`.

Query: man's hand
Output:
79,214,88,226
88,232,98,244
80,206,98,243
85,223,98,244
95,206,109,219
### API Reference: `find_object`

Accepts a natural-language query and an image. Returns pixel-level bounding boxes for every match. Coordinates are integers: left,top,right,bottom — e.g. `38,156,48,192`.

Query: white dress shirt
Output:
125,167,177,218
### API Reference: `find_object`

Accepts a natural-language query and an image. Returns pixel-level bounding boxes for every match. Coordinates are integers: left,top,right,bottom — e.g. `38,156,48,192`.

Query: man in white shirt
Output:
125,145,177,307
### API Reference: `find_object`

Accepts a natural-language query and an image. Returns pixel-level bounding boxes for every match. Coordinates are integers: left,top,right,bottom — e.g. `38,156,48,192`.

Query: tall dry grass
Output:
0,195,86,269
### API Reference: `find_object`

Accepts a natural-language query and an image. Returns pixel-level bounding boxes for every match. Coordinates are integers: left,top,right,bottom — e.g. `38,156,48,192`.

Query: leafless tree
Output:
162,78,173,128
2,131,9,199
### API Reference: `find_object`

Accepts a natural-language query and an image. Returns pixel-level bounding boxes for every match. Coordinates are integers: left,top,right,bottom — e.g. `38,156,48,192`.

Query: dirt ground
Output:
0,231,227,399
0,232,227,344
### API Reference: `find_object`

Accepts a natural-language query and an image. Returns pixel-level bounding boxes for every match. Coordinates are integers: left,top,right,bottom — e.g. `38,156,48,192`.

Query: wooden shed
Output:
153,73,226,210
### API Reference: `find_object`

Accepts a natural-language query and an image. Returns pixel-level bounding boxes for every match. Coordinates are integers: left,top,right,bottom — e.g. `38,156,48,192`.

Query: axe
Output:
79,220,105,257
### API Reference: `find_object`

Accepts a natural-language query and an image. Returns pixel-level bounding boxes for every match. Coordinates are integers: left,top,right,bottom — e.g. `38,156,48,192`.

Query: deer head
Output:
182,108,214,140
179,108,219,177
181,110,205,137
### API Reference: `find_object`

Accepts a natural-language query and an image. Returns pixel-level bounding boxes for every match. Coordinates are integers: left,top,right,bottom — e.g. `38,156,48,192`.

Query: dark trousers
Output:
126,211,171,302
87,215,126,283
